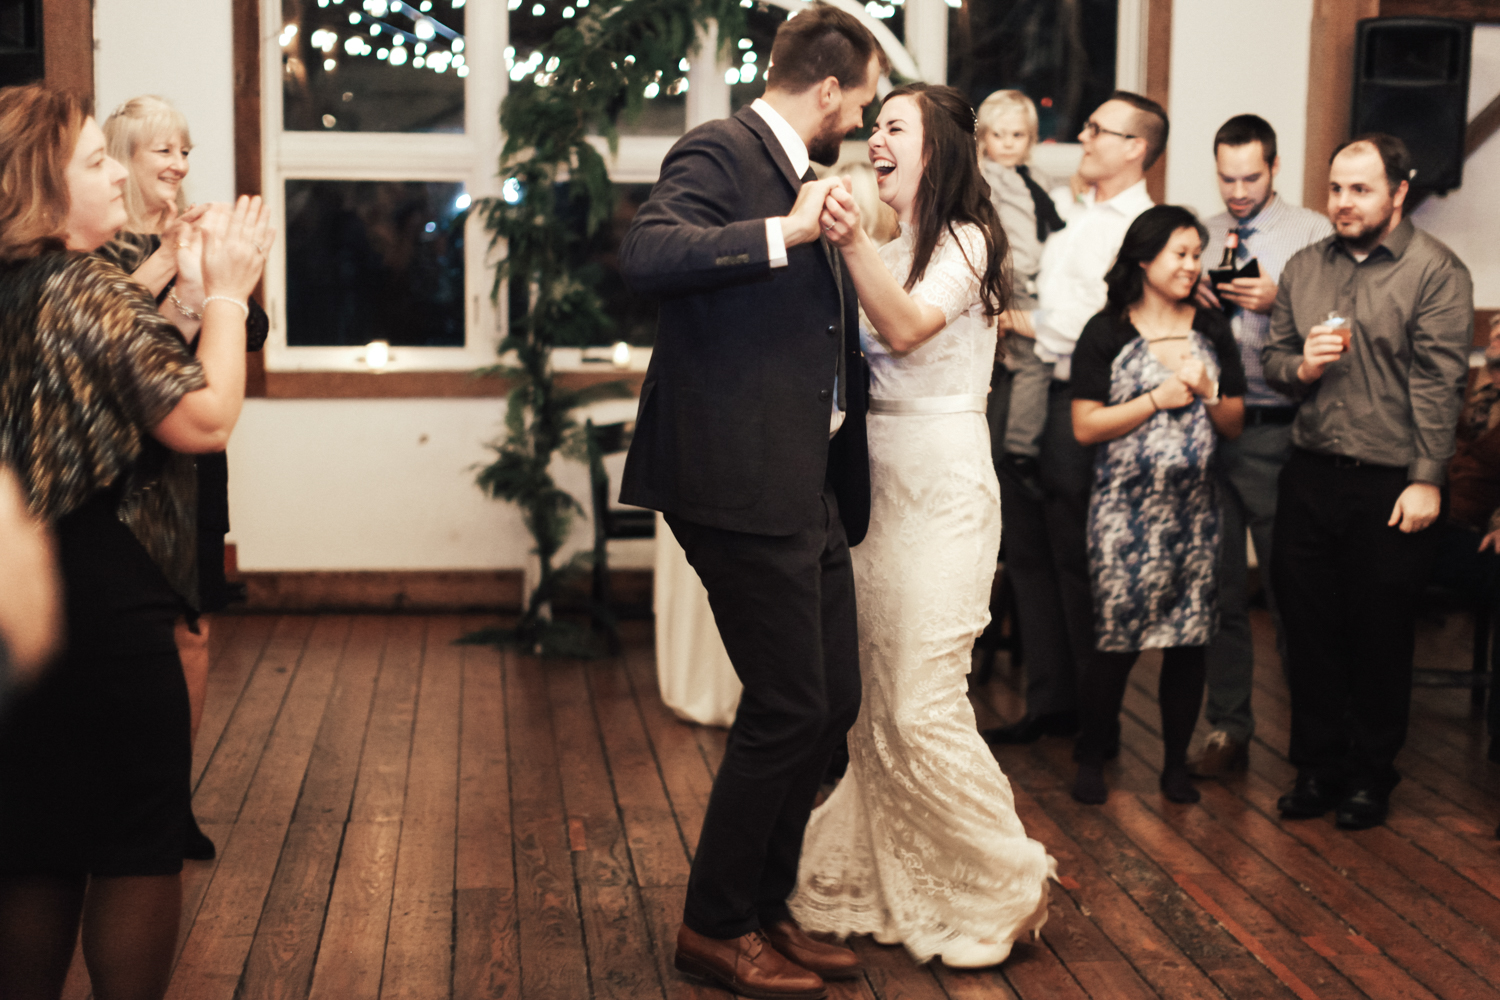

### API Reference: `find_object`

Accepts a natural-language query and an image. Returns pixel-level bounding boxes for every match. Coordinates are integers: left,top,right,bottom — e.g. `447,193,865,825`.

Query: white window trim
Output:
257,0,1123,372
260,0,504,373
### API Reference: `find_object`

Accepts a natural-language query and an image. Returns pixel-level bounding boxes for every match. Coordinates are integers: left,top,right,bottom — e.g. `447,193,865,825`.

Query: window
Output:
261,0,501,371
258,0,1124,367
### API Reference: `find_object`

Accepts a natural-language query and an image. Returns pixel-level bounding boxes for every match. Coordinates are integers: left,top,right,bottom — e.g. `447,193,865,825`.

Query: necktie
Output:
1234,227,1253,263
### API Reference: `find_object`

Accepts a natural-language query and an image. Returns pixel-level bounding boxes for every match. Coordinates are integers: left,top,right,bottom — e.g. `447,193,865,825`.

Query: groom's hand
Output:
782,177,847,248
820,183,860,248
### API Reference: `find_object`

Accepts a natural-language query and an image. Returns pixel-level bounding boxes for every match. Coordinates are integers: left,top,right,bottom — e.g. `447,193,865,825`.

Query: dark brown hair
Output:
1104,205,1207,315
765,1,889,94
1108,89,1169,170
885,82,1009,321
0,85,89,262
1331,133,1413,192
1214,113,1277,166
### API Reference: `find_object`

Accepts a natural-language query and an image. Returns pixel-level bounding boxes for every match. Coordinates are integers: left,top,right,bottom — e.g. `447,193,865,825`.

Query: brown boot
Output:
674,925,827,999
764,919,860,980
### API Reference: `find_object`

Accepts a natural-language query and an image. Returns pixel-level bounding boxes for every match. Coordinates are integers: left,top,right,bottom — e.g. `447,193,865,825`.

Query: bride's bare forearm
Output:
841,233,945,353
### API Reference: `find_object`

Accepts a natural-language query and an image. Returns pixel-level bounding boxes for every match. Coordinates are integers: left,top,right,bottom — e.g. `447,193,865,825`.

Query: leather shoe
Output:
983,710,1079,744
1335,787,1389,830
1189,730,1248,779
764,920,859,980
1277,773,1342,819
674,926,827,999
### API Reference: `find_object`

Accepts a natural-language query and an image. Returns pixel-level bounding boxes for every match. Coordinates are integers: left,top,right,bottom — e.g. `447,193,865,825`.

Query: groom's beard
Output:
808,109,845,167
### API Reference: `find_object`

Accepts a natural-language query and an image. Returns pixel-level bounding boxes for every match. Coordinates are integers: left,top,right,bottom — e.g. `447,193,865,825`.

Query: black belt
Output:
1293,447,1403,472
1243,406,1298,426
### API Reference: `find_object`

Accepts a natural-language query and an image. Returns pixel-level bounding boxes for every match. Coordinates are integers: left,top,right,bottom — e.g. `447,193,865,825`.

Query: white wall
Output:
1411,26,1500,308
1165,0,1314,217
93,0,237,204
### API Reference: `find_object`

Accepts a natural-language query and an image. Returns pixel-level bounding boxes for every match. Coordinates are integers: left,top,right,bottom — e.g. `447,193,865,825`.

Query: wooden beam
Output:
40,0,92,100
1303,0,1382,209
1143,0,1172,204
233,0,262,198
260,369,645,399
1465,89,1500,157
1381,0,1500,20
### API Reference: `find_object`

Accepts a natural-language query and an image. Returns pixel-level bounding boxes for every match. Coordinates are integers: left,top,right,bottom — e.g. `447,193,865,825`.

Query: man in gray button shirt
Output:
1262,134,1473,830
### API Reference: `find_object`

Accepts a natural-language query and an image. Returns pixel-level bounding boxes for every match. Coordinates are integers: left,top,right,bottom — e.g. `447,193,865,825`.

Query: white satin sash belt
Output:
868,393,988,416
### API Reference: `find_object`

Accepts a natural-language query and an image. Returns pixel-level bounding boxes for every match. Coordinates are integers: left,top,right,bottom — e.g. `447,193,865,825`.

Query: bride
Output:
789,83,1054,968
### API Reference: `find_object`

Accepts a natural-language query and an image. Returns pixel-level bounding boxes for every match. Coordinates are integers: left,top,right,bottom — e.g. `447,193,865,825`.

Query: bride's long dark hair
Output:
884,82,1009,320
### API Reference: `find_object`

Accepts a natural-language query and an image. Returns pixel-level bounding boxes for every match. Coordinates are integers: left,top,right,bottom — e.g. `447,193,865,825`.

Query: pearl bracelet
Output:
203,295,250,319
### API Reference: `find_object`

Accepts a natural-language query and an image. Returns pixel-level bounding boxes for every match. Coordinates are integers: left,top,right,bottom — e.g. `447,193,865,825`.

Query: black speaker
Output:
0,0,43,89
1351,17,1472,194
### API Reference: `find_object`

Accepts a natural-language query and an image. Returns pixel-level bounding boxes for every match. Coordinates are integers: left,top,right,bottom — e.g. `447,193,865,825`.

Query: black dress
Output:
0,251,206,876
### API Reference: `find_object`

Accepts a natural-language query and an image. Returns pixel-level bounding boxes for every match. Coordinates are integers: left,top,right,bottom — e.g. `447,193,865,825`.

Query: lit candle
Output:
365,339,390,371
611,341,631,368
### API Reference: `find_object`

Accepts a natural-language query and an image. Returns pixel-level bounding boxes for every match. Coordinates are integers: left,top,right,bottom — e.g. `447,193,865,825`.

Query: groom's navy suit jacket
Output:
618,107,870,545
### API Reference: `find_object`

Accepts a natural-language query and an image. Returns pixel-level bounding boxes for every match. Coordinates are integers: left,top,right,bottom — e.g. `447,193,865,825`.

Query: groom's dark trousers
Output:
618,107,870,939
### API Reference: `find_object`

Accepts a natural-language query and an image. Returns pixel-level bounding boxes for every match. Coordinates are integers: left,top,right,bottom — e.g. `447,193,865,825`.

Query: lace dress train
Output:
789,224,1055,964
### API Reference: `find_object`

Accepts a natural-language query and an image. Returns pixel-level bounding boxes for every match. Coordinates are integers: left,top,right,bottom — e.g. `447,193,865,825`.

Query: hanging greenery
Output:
473,0,750,656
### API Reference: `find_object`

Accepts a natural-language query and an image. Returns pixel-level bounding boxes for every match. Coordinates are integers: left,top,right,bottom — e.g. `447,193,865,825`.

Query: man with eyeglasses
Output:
985,91,1166,747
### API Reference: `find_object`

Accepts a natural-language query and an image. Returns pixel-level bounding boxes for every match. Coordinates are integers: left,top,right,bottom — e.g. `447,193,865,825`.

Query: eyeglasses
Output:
1081,120,1136,141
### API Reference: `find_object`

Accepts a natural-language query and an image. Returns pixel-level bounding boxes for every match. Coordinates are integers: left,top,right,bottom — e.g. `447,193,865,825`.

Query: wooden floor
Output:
59,607,1500,1000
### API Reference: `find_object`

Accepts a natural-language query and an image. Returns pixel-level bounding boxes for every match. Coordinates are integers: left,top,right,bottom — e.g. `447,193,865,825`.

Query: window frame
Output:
259,0,504,373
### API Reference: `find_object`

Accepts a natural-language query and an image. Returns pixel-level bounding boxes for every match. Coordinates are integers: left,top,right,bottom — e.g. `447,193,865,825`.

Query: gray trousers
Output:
1203,421,1292,742
1002,337,1054,458
989,366,1097,717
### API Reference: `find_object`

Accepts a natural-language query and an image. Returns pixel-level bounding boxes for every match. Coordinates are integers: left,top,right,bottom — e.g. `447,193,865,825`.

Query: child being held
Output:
978,90,1067,496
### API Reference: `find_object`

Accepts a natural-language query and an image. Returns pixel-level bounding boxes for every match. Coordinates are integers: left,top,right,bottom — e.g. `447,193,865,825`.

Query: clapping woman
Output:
0,85,272,1000
102,96,270,862
1068,205,1245,806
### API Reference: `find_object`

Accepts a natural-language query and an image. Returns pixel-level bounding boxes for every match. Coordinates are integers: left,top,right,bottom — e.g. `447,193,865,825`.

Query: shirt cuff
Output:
766,218,788,269
1409,458,1448,486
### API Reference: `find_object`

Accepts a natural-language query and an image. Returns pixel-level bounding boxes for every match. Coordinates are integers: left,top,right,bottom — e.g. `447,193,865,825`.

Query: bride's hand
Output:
819,179,861,248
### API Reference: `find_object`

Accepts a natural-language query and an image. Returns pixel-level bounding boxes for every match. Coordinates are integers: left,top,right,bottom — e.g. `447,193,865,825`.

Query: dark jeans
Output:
666,484,861,939
1272,450,1437,791
1074,646,1206,769
989,368,1098,717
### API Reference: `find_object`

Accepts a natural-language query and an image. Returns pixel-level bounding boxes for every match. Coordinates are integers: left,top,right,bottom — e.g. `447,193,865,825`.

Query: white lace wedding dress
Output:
789,223,1055,964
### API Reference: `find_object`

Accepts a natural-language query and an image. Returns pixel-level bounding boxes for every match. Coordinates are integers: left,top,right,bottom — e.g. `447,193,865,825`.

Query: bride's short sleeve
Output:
910,224,987,326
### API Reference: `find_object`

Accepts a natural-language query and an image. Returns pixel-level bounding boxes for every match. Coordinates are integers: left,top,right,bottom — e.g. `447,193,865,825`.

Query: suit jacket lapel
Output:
735,106,805,197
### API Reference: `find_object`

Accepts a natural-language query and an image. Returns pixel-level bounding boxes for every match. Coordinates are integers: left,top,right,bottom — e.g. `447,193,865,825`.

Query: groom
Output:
618,4,883,997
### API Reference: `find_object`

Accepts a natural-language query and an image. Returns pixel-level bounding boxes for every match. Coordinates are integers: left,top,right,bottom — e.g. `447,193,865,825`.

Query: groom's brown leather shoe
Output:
674,926,827,999
764,920,860,980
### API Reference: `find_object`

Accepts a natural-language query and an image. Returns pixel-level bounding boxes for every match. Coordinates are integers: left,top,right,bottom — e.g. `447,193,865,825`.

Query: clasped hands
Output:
1150,357,1216,410
159,196,276,307
1193,273,1278,314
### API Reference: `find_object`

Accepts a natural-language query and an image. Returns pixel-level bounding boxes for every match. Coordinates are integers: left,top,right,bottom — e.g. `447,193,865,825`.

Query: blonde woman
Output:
102,97,270,863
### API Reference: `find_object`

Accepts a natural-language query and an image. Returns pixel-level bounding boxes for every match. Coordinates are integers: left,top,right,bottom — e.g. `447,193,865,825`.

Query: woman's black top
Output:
100,232,268,611
1071,306,1248,403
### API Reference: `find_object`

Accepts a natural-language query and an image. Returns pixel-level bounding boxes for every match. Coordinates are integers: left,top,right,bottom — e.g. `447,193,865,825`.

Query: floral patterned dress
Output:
1072,309,1246,653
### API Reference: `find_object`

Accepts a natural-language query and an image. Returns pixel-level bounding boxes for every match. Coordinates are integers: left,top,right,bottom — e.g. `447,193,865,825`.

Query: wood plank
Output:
349,616,426,823
1108,724,1500,1000
381,616,466,1000
168,616,349,1000
548,657,666,1000
238,616,351,824
588,652,693,889
163,820,294,1000
307,820,401,1000
456,617,514,893
850,937,951,1000
621,642,718,859
193,615,317,824
454,888,521,1000
507,651,590,1000
294,615,388,823
236,821,344,1000
193,613,276,786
